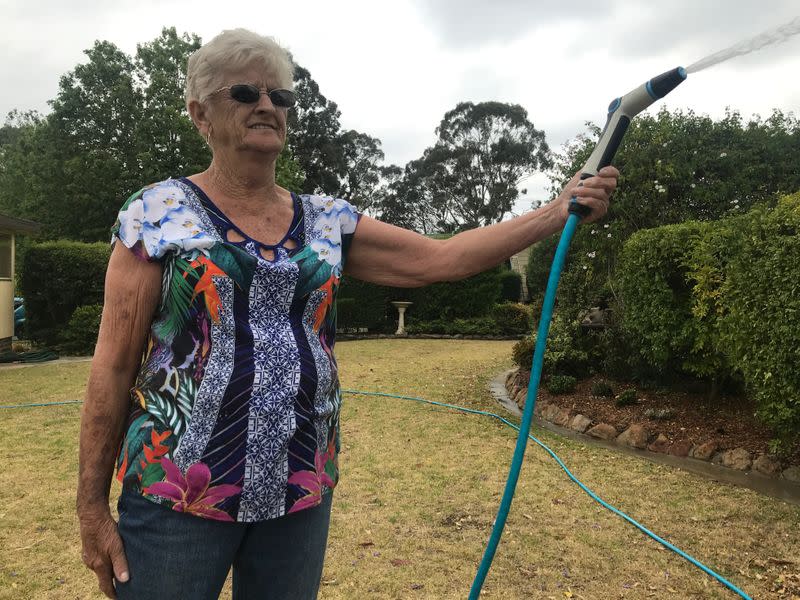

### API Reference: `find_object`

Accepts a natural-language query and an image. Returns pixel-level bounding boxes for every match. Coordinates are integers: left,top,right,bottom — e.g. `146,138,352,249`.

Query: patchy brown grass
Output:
1,341,798,599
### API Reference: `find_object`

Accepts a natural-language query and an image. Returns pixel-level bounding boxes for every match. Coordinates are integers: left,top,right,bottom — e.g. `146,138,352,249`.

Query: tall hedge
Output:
337,267,504,331
717,195,800,447
337,277,394,331
616,220,730,382
616,194,800,446
405,267,502,321
19,240,110,344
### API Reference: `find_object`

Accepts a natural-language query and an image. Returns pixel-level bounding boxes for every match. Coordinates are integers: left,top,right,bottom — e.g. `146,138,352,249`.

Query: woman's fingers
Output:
80,516,128,599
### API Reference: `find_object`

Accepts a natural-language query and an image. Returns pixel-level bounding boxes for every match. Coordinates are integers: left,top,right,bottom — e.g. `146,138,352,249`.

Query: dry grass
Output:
1,340,798,599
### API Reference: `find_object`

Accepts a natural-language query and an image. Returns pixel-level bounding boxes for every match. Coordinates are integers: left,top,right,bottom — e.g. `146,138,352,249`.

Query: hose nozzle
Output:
580,66,687,177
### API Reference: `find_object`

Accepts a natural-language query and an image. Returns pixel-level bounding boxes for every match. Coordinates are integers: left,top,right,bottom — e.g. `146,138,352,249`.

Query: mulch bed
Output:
518,372,800,466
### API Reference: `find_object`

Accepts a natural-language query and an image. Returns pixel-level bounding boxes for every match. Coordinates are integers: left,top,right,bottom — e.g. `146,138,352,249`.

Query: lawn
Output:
1,340,798,599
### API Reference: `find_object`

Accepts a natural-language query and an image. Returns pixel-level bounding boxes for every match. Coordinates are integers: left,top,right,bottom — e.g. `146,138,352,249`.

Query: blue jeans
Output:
115,490,333,599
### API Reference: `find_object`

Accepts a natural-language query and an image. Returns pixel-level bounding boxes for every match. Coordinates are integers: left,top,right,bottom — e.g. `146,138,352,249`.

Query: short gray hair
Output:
185,29,294,107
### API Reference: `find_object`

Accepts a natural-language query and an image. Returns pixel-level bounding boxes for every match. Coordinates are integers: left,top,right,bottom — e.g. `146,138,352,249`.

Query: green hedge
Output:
617,220,729,382
717,195,800,448
60,304,103,355
337,267,504,332
615,193,800,446
498,269,522,303
337,278,394,331
19,240,110,345
405,267,502,321
489,302,531,335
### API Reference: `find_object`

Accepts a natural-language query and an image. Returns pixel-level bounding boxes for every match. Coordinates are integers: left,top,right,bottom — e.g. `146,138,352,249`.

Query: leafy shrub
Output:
591,380,614,397
337,278,393,331
615,388,638,407
617,220,729,381
489,302,531,335
512,335,535,370
60,304,103,355
525,237,557,303
405,267,502,320
717,194,800,447
498,269,523,302
19,241,110,345
511,315,589,377
547,375,577,395
405,317,496,336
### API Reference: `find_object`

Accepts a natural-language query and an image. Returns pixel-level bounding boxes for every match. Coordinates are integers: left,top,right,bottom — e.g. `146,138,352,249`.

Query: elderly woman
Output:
77,28,618,600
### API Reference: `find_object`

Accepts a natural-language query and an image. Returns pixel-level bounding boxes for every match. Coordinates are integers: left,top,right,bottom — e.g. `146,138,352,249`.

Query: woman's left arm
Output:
345,167,619,287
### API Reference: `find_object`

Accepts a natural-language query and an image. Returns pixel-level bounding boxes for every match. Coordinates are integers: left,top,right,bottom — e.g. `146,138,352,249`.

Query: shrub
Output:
511,315,589,377
525,237,557,303
490,302,531,336
60,304,103,355
591,380,614,397
615,388,638,407
19,241,110,345
718,194,800,447
337,278,393,331
547,375,577,395
617,220,729,381
498,269,523,302
404,317,496,336
405,267,501,320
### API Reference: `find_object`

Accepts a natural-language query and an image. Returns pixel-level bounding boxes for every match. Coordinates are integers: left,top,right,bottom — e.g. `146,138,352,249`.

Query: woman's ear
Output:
188,99,210,140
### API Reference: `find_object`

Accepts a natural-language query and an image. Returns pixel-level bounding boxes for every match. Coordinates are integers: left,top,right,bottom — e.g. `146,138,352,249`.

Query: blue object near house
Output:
14,296,24,337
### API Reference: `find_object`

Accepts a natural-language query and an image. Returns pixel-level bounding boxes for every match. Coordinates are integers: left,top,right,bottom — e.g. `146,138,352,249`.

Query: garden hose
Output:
0,349,59,363
2,393,751,597
468,66,689,599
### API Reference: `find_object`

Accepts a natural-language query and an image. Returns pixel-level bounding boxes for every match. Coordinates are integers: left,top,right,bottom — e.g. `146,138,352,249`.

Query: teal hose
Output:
343,389,751,599
3,305,751,597
468,212,581,598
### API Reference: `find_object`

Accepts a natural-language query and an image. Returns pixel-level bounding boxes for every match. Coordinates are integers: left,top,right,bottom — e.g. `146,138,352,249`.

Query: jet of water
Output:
687,16,800,73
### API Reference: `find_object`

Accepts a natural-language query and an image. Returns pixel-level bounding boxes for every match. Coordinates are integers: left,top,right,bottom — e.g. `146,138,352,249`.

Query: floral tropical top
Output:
111,178,360,523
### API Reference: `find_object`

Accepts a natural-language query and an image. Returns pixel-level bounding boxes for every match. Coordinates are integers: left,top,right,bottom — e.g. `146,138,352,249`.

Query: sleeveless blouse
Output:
111,177,360,522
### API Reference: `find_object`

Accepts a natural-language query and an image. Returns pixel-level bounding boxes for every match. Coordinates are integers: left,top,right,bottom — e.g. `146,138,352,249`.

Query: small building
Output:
509,246,532,302
0,213,40,352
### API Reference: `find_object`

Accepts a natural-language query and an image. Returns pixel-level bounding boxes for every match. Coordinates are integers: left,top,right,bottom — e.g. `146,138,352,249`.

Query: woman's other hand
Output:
79,510,129,598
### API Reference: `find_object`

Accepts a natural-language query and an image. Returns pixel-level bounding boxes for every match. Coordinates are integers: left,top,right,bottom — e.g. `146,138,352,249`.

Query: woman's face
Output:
204,65,289,158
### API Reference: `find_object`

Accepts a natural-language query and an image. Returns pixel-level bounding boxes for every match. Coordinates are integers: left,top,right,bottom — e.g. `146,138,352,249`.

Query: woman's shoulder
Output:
112,178,218,261
298,193,360,235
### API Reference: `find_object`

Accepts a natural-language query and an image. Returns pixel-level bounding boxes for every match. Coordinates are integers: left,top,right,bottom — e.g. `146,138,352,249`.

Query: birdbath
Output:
390,301,413,335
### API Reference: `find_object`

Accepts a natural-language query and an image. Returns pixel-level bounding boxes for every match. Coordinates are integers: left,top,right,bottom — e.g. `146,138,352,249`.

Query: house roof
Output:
0,212,41,234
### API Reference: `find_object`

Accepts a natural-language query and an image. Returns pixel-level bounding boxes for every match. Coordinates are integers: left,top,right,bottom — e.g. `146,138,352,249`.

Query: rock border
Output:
504,369,800,484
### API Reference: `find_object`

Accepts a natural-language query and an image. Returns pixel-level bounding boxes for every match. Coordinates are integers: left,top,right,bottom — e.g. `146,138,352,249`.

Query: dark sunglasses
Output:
209,84,296,108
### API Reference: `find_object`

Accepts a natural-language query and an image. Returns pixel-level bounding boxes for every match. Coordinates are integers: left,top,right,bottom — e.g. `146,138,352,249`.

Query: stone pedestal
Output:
390,301,413,335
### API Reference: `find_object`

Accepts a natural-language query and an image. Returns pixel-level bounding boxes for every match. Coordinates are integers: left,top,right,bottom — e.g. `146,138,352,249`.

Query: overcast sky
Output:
2,0,799,211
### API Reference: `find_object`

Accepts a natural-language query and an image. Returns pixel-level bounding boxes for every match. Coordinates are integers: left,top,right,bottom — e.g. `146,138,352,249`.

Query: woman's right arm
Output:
77,243,161,599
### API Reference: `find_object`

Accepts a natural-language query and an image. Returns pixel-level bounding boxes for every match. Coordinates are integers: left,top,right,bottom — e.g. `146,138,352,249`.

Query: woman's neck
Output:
202,152,281,202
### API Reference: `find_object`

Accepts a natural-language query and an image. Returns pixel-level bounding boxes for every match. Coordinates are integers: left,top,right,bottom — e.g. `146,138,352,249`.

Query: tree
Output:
336,130,385,210
0,29,307,241
134,27,209,183
45,40,144,241
410,101,552,231
287,65,346,195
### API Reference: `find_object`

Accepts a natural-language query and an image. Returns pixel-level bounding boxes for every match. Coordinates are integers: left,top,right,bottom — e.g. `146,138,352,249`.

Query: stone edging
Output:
505,369,800,484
